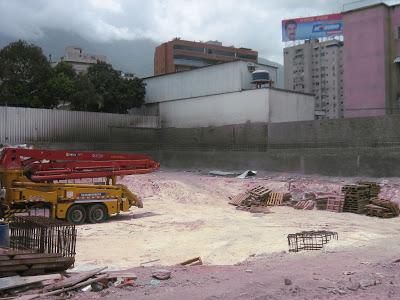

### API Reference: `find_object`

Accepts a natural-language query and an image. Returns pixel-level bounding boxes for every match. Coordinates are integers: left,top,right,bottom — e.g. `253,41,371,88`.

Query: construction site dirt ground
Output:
72,170,400,299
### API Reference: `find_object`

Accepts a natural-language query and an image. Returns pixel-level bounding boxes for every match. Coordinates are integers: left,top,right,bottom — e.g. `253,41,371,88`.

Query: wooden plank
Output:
18,274,110,300
13,253,62,260
44,267,107,291
0,265,29,272
30,260,73,270
0,257,73,267
0,274,61,292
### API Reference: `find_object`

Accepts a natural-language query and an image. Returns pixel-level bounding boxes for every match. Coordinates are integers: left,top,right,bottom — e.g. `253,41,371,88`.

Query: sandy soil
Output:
73,171,400,270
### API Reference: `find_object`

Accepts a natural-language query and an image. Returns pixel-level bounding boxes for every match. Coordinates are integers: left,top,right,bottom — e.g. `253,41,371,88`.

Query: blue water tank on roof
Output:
251,70,270,84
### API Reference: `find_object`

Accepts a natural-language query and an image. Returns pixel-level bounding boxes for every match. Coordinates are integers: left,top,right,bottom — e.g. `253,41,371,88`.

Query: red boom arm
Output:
0,148,160,181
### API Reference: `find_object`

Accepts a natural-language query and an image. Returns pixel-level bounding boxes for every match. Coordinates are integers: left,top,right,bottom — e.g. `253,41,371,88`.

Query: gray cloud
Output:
0,0,398,64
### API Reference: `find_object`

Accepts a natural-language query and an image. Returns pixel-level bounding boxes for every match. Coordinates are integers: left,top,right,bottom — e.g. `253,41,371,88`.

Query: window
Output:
397,26,400,39
211,49,235,57
173,44,204,52
237,53,257,60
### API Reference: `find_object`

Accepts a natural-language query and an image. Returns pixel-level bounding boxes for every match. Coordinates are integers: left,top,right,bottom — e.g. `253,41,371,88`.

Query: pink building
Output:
343,3,400,117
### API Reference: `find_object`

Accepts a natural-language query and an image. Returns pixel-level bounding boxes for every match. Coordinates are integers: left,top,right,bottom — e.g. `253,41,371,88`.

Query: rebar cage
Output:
9,216,77,257
287,231,338,252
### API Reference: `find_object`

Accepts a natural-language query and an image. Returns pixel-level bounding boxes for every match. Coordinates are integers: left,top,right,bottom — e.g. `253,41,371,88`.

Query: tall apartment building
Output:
284,39,344,119
343,2,400,117
154,38,258,75
62,46,107,74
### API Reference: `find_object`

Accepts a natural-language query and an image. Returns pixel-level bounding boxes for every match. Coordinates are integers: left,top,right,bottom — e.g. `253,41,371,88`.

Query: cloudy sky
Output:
0,0,398,76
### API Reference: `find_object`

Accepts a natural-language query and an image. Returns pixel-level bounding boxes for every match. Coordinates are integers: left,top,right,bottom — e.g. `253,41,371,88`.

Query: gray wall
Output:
6,108,400,177
0,106,160,145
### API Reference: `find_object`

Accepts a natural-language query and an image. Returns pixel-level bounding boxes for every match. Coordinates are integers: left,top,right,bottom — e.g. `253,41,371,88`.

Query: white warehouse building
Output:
142,60,315,128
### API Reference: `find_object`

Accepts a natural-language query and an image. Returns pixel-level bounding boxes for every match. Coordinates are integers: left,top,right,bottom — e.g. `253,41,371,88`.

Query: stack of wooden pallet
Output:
315,197,328,210
229,186,291,212
326,195,345,213
357,181,381,198
342,184,370,214
365,198,400,218
229,186,271,211
0,248,74,278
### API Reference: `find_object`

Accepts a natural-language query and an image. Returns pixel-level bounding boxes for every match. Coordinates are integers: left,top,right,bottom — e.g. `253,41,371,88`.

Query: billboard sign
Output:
282,13,343,42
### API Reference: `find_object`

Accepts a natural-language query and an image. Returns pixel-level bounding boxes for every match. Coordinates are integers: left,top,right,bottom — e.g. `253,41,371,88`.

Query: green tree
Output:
70,74,101,112
87,62,145,113
42,61,76,107
0,40,52,107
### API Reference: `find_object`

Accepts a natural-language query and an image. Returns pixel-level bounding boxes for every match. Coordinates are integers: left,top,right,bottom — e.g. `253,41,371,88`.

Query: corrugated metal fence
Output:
0,106,160,144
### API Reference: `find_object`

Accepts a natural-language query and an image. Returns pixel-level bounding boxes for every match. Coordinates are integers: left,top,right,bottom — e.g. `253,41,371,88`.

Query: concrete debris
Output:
236,170,257,179
152,269,171,280
209,171,238,177
360,279,378,289
209,170,257,178
0,267,143,299
347,282,361,291
343,271,355,275
284,278,292,285
331,288,347,295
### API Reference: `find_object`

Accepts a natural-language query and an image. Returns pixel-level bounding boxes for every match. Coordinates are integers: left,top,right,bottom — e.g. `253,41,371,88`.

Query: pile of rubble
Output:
229,186,291,213
0,257,202,299
0,267,136,299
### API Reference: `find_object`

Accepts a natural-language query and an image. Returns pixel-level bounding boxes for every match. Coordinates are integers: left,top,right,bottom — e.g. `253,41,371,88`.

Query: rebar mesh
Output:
288,231,338,252
9,216,77,257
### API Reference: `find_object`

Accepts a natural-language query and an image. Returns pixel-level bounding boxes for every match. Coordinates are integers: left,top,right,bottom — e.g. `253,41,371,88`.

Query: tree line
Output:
0,40,145,113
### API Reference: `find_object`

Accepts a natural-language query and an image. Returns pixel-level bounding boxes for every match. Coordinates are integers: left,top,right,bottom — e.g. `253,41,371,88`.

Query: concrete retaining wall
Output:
12,114,400,177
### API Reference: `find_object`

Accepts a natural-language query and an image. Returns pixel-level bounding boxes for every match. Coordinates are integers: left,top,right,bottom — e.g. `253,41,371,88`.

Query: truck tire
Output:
66,205,87,225
87,204,108,224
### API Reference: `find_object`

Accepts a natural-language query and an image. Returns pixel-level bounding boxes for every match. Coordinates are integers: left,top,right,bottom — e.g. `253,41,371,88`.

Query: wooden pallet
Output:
266,192,284,206
294,200,314,210
229,192,249,206
369,198,400,216
249,186,271,197
365,204,396,218
326,196,345,213
0,248,74,277
229,186,271,207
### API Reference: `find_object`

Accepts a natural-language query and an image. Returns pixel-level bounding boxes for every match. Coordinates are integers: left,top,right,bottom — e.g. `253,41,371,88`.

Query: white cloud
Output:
1,0,395,63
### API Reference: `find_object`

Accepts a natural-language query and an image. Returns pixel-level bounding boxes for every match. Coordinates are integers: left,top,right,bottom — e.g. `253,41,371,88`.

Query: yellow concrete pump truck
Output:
0,148,159,224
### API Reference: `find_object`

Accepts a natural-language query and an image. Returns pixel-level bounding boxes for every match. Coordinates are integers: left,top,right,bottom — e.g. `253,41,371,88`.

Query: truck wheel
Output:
66,205,87,225
88,204,108,224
